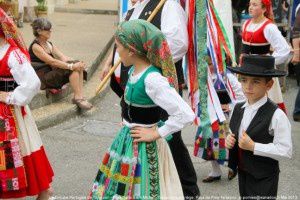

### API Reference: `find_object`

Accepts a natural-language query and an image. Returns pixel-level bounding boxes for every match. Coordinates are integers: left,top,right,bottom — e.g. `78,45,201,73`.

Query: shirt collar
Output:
135,0,149,8
242,95,268,111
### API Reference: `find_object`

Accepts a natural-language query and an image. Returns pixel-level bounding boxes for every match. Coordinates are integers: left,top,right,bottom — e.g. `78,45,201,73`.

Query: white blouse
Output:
243,19,291,65
123,67,195,138
238,96,292,161
0,43,41,106
129,0,188,62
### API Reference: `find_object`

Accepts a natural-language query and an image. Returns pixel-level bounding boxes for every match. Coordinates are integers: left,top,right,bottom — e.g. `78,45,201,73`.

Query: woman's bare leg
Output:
78,70,84,97
69,71,82,100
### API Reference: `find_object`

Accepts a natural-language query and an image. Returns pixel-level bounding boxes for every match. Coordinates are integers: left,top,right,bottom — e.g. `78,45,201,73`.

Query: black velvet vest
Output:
229,99,279,179
121,97,161,124
0,78,18,92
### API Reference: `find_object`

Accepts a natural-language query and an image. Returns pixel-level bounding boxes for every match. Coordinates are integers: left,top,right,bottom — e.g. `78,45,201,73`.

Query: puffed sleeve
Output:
227,72,245,103
7,49,41,106
161,0,188,62
264,23,291,65
145,72,195,138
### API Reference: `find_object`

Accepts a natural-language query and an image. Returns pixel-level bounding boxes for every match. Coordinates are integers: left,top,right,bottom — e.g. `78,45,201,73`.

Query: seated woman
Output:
28,18,92,110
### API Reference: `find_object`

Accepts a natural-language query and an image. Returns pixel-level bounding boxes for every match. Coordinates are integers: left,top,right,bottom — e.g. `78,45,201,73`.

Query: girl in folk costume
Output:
241,0,290,112
0,9,54,199
89,19,194,200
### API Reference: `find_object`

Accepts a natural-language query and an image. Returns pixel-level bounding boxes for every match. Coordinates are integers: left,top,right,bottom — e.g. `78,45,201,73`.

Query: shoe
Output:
293,114,300,122
72,98,93,110
228,170,237,180
202,176,221,183
45,88,62,98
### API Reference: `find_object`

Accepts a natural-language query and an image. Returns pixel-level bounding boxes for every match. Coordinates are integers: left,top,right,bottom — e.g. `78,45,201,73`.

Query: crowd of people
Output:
0,0,298,199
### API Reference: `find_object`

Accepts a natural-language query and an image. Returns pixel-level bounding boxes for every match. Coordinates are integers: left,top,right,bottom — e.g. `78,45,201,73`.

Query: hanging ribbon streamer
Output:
193,0,213,156
187,0,236,160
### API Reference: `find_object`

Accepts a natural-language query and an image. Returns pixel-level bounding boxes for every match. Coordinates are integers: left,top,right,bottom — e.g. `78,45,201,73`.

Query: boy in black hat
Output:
225,55,292,199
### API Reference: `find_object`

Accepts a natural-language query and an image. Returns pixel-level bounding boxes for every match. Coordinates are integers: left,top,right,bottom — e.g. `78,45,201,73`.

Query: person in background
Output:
291,4,300,121
17,0,25,28
240,0,290,112
28,18,93,110
202,56,245,183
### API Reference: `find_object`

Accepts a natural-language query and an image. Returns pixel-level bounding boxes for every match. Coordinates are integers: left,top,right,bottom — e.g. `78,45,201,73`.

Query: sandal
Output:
202,176,221,183
72,98,93,110
228,169,237,180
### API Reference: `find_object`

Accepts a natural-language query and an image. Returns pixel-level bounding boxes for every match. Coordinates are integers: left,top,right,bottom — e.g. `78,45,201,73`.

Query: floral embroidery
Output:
115,19,178,90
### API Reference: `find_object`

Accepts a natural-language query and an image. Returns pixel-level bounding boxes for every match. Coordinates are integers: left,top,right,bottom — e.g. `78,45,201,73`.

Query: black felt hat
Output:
227,55,286,77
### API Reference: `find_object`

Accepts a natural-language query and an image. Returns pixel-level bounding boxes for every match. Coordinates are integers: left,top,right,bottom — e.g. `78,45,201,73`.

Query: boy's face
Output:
239,75,273,104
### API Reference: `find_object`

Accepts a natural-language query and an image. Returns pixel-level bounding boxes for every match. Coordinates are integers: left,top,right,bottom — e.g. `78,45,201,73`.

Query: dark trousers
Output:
238,170,279,200
294,87,300,116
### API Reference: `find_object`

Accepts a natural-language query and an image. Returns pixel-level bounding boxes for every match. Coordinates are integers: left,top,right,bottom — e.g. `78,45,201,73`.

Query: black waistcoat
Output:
0,79,18,92
229,99,279,179
120,97,161,124
110,0,184,98
242,43,271,55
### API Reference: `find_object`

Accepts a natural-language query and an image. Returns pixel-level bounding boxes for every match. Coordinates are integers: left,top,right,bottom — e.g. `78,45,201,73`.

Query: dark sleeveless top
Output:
28,40,54,63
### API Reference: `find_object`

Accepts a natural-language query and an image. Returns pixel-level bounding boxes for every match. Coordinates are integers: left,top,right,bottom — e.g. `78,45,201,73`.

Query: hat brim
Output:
227,66,286,77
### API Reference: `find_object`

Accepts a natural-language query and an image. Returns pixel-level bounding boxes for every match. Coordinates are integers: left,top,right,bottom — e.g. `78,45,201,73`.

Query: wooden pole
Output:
95,0,167,95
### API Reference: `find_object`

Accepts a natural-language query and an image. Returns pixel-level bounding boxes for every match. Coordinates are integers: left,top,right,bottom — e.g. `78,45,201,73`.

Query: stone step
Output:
32,45,113,130
54,0,118,15
54,7,118,15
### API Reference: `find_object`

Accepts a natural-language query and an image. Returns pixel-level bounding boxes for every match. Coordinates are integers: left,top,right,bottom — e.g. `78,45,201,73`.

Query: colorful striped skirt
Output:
0,105,54,198
89,125,184,200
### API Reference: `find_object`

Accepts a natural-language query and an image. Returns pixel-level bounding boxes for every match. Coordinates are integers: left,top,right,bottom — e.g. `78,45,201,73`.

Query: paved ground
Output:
36,78,300,199
20,12,118,68
60,0,118,11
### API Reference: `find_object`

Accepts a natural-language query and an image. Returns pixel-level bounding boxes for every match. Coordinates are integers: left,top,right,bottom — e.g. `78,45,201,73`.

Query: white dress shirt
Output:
0,43,41,106
243,19,291,65
238,96,292,161
122,67,195,138
128,0,188,62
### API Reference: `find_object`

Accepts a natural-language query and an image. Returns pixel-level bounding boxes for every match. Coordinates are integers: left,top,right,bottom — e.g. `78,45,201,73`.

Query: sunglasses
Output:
43,28,52,31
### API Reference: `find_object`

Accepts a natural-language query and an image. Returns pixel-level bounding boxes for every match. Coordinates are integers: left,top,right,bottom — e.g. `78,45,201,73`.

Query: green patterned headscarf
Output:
115,19,178,90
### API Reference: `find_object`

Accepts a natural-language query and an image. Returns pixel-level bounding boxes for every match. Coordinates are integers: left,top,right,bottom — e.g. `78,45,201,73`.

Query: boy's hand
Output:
130,127,161,143
225,133,236,149
239,131,255,152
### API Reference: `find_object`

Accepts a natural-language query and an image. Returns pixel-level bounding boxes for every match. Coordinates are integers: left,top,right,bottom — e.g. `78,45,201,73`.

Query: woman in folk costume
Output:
202,55,245,183
89,19,194,200
241,0,290,112
0,9,54,199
